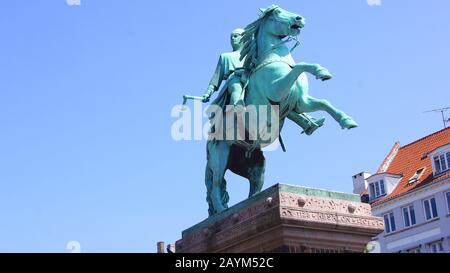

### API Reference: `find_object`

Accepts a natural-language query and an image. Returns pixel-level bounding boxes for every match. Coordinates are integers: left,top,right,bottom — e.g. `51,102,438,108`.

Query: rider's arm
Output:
203,55,225,101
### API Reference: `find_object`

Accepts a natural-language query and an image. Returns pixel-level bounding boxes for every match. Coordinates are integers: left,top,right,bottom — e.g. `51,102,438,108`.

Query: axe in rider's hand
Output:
181,94,206,111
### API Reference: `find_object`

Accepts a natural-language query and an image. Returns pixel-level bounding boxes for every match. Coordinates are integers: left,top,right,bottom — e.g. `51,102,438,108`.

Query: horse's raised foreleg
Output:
297,95,358,129
296,62,333,81
269,65,306,102
269,62,332,102
206,140,230,215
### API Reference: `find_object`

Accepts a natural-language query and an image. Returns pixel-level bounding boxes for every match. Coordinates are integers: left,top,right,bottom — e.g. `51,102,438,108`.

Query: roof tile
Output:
372,127,450,206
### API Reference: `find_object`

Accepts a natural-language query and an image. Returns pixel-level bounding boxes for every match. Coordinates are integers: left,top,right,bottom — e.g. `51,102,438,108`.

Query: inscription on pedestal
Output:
176,184,384,253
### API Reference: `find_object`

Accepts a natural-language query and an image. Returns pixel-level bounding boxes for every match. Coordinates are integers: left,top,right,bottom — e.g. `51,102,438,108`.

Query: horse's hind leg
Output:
297,95,358,129
248,164,265,198
247,150,266,197
207,140,230,215
205,164,229,216
205,165,214,216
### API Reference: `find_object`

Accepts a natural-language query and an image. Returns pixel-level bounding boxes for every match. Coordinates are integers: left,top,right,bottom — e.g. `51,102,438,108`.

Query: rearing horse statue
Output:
205,5,357,216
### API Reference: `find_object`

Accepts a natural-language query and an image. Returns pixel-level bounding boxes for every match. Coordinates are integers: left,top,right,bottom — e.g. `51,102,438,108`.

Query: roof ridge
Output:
372,126,450,206
400,127,450,150
376,142,400,173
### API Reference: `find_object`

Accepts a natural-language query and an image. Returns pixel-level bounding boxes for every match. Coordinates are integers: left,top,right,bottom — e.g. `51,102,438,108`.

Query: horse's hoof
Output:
215,206,226,214
210,188,227,214
315,68,333,81
340,117,358,129
317,75,332,81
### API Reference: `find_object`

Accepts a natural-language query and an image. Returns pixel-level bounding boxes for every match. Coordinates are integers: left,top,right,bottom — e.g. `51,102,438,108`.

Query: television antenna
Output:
423,107,450,128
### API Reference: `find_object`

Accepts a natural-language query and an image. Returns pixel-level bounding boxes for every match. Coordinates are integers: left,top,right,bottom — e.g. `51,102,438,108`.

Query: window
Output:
446,191,450,214
429,241,444,253
407,247,421,253
402,205,416,227
408,168,425,184
369,183,375,198
383,212,396,234
370,180,386,199
433,151,450,175
380,180,386,195
423,197,438,220
448,152,450,170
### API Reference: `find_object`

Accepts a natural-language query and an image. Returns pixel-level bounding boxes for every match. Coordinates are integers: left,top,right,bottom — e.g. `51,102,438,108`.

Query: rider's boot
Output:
304,117,325,135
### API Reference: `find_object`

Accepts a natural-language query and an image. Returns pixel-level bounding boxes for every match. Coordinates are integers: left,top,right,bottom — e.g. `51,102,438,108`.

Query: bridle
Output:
251,11,302,74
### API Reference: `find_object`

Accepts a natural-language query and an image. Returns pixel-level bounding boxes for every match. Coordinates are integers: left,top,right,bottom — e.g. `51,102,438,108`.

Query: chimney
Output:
352,172,371,195
157,241,165,253
167,244,175,253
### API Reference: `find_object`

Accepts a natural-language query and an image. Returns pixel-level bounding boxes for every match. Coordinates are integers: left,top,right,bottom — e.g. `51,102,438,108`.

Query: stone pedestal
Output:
176,184,384,253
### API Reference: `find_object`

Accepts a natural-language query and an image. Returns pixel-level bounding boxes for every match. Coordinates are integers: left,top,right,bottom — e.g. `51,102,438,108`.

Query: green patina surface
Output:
196,5,358,217
279,184,360,202
182,183,360,237
182,184,278,237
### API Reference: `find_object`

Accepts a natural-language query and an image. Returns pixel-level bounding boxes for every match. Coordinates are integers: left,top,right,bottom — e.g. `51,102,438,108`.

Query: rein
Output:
241,34,300,92
251,35,300,74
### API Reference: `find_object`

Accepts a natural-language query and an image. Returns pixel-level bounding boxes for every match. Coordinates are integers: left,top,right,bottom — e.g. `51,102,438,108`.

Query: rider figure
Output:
202,28,324,136
202,28,246,107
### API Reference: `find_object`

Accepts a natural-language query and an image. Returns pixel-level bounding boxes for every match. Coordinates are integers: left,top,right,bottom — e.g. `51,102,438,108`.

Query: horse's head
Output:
261,5,305,38
241,5,306,70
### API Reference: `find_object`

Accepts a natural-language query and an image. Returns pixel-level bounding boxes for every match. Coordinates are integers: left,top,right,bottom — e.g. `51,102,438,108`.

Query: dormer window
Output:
367,173,402,202
429,144,450,176
433,152,450,175
369,179,386,199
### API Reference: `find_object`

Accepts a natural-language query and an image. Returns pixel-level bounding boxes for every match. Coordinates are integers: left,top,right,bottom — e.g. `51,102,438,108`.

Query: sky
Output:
0,0,449,252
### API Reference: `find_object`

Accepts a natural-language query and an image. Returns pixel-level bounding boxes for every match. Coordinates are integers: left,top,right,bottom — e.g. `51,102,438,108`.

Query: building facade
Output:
353,127,450,253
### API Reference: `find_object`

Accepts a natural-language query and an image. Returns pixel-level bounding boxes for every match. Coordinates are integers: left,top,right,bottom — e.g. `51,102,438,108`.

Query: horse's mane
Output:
240,5,279,71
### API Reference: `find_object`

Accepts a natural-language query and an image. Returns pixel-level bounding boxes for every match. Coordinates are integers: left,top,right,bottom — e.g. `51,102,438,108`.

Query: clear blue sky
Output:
0,0,449,252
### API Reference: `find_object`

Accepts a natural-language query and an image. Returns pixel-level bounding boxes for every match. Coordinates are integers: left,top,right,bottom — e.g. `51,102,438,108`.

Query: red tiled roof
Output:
372,127,450,206
376,142,400,173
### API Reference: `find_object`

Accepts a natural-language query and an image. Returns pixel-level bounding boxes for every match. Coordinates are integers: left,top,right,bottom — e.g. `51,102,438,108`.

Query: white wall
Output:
372,177,450,253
